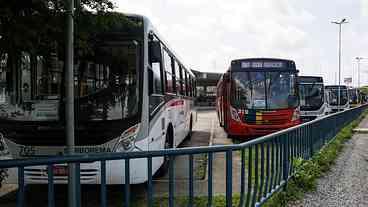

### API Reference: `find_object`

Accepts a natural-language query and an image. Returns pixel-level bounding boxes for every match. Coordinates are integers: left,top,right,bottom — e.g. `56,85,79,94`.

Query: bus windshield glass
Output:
231,71,298,110
0,40,140,122
299,83,324,110
348,89,358,103
328,89,348,106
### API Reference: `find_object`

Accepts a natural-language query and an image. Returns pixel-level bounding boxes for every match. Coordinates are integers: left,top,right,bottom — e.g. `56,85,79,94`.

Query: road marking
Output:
209,118,215,146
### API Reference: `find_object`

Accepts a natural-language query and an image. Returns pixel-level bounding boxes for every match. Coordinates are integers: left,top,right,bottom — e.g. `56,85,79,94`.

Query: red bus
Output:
217,58,301,138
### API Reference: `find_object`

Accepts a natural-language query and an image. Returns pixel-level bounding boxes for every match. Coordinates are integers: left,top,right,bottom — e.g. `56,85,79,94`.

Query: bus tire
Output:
154,126,173,178
186,115,193,140
227,133,235,139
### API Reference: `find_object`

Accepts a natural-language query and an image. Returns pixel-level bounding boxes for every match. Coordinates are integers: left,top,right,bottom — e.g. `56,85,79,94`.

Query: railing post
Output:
226,150,233,207
309,124,313,157
169,155,175,207
207,152,213,207
282,134,289,190
16,166,25,207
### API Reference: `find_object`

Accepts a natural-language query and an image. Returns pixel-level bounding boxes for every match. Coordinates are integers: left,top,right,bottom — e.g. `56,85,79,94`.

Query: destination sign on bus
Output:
241,61,284,69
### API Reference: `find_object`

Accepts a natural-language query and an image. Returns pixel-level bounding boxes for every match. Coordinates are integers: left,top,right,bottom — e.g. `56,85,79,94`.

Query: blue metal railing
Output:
0,104,367,207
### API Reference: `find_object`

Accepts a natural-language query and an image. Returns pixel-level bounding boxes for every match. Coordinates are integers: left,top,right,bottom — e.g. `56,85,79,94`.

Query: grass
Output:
149,194,241,207
195,154,207,180
263,110,368,207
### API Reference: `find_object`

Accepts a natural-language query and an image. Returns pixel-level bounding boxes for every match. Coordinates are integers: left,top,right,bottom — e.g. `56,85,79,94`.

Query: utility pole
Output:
356,57,364,88
66,0,76,206
332,18,348,111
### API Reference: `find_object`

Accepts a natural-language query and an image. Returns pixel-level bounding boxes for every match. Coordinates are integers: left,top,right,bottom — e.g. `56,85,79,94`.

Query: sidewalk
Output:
291,116,368,207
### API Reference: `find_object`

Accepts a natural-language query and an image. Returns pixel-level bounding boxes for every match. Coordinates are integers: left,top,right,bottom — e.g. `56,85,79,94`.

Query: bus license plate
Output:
53,166,68,176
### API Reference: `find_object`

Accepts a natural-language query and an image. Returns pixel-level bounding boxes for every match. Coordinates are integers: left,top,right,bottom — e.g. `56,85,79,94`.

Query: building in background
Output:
191,69,222,106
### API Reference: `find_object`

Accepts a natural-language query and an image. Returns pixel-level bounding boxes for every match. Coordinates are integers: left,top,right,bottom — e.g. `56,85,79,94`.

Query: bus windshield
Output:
348,89,358,104
328,89,348,106
299,83,324,110
0,40,140,122
231,71,298,110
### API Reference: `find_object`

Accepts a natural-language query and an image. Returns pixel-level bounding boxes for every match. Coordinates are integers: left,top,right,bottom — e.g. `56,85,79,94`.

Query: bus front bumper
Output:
3,138,152,185
228,121,301,138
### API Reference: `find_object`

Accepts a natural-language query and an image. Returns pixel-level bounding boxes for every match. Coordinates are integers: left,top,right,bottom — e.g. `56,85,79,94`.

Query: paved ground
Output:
291,117,368,207
0,110,247,206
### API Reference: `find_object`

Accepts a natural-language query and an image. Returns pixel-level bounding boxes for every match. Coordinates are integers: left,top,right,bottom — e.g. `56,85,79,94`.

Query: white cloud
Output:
115,0,367,85
362,0,368,16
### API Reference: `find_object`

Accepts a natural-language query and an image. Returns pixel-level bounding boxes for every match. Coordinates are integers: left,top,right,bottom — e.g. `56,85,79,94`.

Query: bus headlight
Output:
0,133,9,156
114,124,140,152
291,108,300,121
230,106,241,122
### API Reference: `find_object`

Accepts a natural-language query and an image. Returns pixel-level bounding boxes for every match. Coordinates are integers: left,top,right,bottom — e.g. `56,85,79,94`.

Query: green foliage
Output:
292,158,320,190
149,194,241,207
0,0,136,58
0,0,139,81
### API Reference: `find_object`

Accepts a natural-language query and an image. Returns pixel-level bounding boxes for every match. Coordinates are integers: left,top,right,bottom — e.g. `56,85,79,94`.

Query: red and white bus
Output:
217,58,301,138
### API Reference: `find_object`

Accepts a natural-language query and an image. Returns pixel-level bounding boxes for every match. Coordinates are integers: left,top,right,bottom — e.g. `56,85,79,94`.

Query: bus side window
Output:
179,65,184,95
189,76,193,97
185,71,189,96
174,61,181,95
163,50,174,94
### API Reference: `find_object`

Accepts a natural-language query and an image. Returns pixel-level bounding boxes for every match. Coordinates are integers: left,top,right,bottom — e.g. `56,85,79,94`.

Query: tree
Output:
0,0,139,77
0,0,138,117
0,0,123,56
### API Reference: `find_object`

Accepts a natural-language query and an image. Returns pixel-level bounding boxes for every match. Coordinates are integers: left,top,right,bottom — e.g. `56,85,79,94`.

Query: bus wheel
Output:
154,127,173,178
186,116,193,140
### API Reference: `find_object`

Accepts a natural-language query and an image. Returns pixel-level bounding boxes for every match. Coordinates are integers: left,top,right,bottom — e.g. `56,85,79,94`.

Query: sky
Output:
115,0,368,86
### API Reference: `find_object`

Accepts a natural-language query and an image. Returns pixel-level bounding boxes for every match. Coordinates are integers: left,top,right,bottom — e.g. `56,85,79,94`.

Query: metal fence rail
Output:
1,105,367,207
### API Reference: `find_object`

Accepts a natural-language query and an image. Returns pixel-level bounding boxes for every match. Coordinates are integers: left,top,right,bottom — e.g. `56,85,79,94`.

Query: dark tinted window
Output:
163,50,174,93
174,61,181,94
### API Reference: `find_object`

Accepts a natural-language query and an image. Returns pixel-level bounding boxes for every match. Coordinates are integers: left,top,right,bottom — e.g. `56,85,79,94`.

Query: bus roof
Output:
130,13,195,77
231,57,295,63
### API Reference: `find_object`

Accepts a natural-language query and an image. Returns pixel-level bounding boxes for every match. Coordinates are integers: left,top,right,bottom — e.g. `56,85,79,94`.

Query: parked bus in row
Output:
217,58,301,138
325,85,350,113
348,88,360,107
298,76,329,122
0,13,196,184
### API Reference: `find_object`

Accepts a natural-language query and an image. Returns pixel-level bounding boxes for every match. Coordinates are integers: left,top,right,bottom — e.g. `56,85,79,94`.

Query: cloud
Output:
114,0,367,85
362,0,368,16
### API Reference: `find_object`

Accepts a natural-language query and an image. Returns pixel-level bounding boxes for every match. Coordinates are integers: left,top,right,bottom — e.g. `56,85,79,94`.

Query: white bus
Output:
298,76,328,122
325,85,350,113
0,13,196,184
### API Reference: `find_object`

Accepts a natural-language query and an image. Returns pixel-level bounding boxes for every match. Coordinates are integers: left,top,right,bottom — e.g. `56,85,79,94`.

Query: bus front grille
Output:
24,166,99,183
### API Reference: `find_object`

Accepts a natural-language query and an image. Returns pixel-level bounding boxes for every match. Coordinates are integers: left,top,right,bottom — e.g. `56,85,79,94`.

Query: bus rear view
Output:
217,58,301,138
325,85,350,113
298,76,327,122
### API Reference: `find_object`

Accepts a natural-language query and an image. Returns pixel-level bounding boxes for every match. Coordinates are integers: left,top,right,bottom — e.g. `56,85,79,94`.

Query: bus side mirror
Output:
149,41,162,63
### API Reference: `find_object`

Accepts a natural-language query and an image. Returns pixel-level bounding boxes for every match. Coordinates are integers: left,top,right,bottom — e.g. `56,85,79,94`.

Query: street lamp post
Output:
332,18,348,111
356,57,364,88
66,0,76,206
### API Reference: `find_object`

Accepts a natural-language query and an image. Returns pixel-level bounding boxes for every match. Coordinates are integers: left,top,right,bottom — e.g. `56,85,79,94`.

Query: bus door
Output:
217,82,224,126
223,73,230,131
